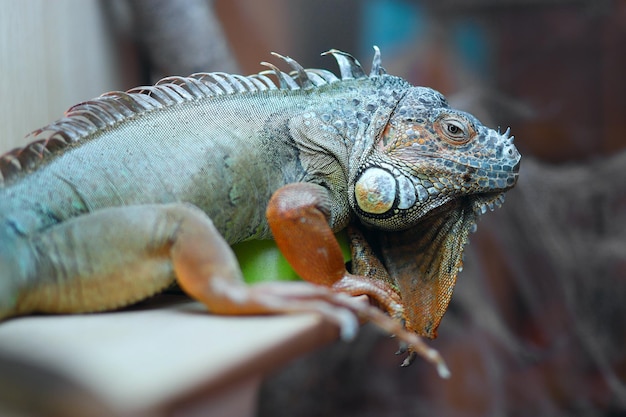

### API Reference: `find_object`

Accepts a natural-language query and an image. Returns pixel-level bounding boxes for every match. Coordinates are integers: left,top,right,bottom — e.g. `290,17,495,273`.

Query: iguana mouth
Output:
410,190,507,228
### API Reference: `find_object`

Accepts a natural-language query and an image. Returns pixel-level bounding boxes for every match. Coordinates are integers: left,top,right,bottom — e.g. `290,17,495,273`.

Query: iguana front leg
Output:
266,184,403,312
345,225,425,367
267,183,449,376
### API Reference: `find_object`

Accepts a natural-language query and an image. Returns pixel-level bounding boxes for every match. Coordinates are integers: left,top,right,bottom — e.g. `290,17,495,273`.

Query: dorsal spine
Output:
0,47,384,187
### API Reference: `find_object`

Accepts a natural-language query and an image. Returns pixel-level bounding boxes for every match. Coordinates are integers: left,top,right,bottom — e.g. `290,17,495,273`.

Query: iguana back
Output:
0,51,407,243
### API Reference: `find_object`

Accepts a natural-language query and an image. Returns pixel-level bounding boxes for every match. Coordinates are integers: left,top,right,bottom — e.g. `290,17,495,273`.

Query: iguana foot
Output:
220,279,449,377
331,274,404,318
208,279,364,340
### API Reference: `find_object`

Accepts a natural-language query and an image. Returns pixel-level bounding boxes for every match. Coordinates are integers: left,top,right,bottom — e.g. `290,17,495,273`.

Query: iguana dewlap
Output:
0,48,520,374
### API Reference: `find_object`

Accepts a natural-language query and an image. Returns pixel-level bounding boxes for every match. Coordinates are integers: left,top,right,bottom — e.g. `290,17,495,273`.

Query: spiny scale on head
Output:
498,126,514,143
0,47,386,187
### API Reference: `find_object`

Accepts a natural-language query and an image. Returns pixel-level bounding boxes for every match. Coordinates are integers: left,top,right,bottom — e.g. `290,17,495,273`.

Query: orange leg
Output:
267,184,403,311
267,183,449,376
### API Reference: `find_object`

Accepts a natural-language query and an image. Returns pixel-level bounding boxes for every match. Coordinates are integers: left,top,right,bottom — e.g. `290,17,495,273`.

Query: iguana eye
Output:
447,123,461,135
437,115,473,144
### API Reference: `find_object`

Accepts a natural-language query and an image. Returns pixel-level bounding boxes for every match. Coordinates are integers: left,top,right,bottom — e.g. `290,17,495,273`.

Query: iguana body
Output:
0,48,520,372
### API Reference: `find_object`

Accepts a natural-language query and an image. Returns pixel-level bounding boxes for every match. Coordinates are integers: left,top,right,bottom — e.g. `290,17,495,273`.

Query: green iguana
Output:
0,48,520,376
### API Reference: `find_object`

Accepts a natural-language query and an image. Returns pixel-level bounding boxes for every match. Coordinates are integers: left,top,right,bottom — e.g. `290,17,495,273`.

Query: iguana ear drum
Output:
354,167,396,214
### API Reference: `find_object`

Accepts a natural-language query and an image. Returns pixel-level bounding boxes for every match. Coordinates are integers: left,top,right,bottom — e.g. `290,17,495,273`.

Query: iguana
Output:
0,48,520,376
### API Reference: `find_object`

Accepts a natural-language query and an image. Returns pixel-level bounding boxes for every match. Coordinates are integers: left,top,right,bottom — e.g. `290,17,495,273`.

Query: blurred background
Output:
1,0,625,415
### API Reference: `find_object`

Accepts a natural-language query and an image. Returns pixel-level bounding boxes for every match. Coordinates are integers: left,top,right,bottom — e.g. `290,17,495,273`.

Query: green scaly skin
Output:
0,48,520,343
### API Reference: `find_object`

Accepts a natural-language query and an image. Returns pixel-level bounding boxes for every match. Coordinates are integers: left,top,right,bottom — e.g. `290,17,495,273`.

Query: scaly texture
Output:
0,48,520,368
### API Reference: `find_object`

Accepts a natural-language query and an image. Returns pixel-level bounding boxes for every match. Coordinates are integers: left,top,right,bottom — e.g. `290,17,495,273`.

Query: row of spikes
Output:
265,45,386,90
0,47,386,186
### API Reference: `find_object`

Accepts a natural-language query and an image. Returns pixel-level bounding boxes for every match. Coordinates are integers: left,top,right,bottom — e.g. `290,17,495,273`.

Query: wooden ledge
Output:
0,295,340,417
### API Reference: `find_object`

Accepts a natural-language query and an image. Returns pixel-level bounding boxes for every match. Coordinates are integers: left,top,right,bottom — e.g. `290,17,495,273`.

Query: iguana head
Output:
349,86,521,338
265,46,520,339
351,86,520,231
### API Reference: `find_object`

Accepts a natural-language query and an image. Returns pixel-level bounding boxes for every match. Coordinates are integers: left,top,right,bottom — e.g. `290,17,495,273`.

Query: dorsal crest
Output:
0,47,386,187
